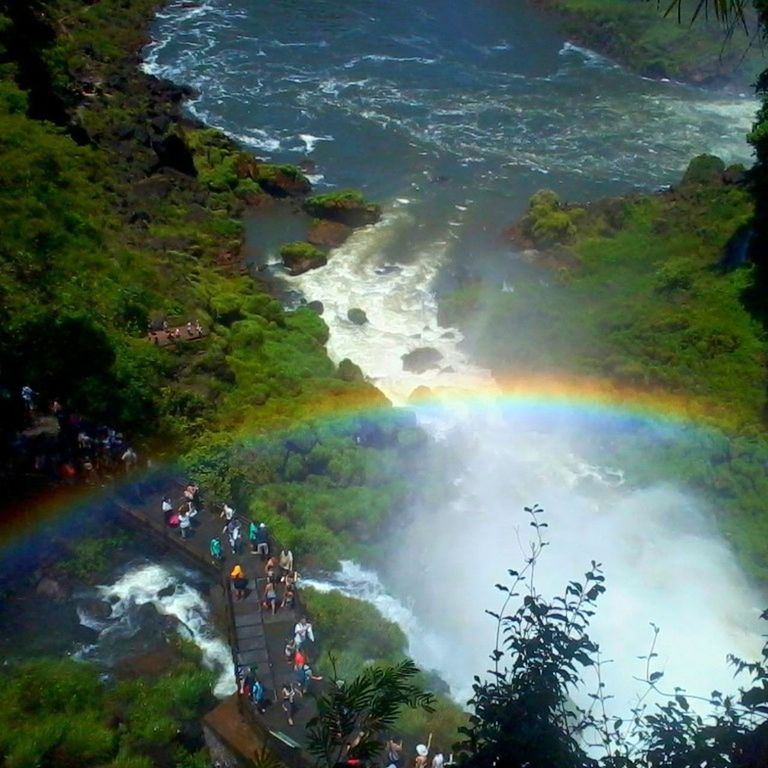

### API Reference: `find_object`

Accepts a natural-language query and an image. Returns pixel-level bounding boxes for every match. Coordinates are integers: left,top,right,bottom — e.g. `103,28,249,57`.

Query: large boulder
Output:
402,347,443,373
152,132,197,177
247,162,311,197
347,308,368,325
36,575,70,602
308,219,353,248
681,154,725,187
303,190,381,227
280,241,328,275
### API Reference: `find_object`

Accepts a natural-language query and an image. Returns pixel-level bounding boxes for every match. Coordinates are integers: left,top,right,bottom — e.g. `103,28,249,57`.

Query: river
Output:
144,0,763,716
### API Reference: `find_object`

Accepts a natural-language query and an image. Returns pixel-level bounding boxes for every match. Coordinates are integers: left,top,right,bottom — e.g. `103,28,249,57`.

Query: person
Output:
294,660,322,694
248,521,259,553
431,748,445,768
238,665,254,696
179,509,192,539
279,548,294,574
221,503,235,523
265,556,280,583
385,737,403,768
186,321,194,337
210,537,223,564
280,683,300,726
121,447,137,473
263,580,278,615
184,483,201,508
195,319,203,337
21,385,36,414
414,734,432,768
281,584,296,610
230,565,248,600
282,570,299,589
225,519,242,554
250,677,267,713
294,617,314,649
284,637,297,665
161,496,173,522
254,523,269,558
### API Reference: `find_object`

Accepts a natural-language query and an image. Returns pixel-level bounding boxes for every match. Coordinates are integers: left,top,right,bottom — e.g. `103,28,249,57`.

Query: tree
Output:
456,506,768,768
306,658,435,768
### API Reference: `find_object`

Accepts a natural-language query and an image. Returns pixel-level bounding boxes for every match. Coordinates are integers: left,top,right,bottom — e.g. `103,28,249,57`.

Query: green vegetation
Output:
299,589,466,757
0,0,417,573
0,657,214,768
534,0,765,85
303,190,382,227
279,241,328,274
60,532,130,581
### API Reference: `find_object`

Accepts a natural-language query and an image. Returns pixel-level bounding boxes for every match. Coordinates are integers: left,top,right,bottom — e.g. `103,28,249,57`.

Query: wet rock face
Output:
401,347,443,373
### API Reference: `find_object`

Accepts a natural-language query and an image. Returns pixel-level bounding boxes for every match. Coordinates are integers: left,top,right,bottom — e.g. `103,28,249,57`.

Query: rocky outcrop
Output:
308,219,352,248
36,575,71,601
280,241,328,276
303,190,381,228
402,347,443,373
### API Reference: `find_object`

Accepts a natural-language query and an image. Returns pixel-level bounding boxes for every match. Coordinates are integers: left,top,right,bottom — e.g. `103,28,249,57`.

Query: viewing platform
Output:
115,481,316,767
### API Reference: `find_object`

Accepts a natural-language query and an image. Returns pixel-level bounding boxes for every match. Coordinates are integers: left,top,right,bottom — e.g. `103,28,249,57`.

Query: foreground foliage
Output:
0,658,214,768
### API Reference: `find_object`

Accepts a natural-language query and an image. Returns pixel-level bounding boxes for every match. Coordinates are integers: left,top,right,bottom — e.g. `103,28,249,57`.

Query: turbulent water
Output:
76,561,235,696
145,0,764,715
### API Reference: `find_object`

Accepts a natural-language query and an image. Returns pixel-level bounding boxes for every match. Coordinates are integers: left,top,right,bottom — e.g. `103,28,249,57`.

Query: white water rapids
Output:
289,216,765,715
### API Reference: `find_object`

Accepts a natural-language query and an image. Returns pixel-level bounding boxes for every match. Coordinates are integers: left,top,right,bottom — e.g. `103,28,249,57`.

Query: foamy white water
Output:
84,562,235,696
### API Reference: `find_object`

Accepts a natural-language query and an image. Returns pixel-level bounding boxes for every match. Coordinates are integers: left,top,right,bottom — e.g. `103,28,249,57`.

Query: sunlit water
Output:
144,0,764,715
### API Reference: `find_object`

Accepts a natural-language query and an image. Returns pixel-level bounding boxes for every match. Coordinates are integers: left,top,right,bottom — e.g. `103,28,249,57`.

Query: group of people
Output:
162,482,201,539
10,388,143,488
148,318,204,345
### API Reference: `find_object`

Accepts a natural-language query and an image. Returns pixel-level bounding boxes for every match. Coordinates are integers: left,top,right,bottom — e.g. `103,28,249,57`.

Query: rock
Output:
347,308,368,325
152,133,197,176
680,154,725,187
306,300,324,315
157,584,176,599
303,190,382,228
249,163,311,197
723,163,747,185
308,219,352,248
36,576,70,602
78,597,113,621
374,265,401,276
408,386,433,402
338,358,364,382
280,241,327,276
401,347,443,373
440,331,455,339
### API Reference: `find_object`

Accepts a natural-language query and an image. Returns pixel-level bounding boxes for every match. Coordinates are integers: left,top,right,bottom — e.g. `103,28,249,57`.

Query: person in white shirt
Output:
221,503,235,522
294,617,314,649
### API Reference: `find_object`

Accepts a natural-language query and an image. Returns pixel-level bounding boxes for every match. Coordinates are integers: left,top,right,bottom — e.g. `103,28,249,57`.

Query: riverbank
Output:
529,0,764,88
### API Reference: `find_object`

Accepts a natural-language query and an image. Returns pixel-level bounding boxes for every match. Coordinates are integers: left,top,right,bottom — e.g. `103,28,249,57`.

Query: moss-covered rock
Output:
303,190,381,227
338,358,365,382
681,154,726,187
518,189,579,248
280,241,328,275
402,347,443,373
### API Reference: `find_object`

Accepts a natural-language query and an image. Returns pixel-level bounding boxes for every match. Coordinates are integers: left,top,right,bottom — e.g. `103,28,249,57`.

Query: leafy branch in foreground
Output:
456,505,768,768
306,657,435,768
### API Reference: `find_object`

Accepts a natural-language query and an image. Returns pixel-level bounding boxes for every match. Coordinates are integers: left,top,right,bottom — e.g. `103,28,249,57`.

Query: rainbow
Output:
0,373,744,554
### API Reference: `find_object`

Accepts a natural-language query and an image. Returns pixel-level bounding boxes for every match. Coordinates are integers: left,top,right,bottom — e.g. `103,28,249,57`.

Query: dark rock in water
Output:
308,219,351,248
374,264,401,276
157,584,176,599
338,358,364,382
440,331,455,339
402,347,443,373
306,300,324,315
36,576,70,602
347,308,368,325
79,597,113,621
299,159,317,172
